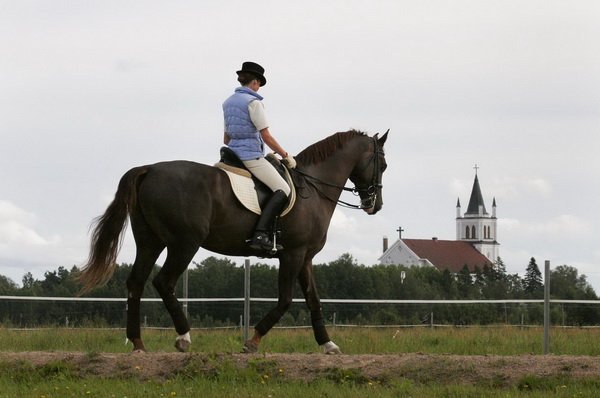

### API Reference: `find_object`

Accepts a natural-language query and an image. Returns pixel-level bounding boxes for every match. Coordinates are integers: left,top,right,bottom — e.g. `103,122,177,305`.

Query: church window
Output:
465,226,470,239
471,226,476,239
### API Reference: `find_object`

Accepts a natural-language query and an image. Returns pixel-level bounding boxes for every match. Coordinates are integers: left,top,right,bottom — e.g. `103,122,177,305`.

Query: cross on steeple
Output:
474,164,479,175
396,226,404,239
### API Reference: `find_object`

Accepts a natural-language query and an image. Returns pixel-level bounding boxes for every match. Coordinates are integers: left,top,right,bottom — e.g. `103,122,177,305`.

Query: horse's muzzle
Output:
361,194,382,215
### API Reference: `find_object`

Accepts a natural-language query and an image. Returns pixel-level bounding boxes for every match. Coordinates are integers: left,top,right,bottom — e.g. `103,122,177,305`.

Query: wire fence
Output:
2,295,600,328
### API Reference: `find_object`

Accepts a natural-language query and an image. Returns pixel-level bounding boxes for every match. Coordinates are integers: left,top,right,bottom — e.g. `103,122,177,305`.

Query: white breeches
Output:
243,157,291,196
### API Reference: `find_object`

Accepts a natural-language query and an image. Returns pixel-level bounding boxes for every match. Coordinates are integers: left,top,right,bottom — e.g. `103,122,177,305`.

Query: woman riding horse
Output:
78,121,388,354
223,61,296,252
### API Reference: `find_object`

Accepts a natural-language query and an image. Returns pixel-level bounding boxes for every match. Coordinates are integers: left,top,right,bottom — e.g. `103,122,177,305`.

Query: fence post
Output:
243,258,250,341
521,313,524,328
430,311,434,329
543,260,551,355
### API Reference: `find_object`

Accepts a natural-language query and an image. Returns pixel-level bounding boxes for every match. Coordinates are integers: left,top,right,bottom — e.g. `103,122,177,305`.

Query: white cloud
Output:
0,200,56,246
0,201,62,284
500,214,591,237
528,178,553,197
0,220,48,246
536,214,591,235
330,209,358,233
499,218,521,231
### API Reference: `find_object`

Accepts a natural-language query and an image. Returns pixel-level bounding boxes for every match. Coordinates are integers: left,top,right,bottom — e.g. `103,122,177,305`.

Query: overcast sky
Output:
1,1,599,292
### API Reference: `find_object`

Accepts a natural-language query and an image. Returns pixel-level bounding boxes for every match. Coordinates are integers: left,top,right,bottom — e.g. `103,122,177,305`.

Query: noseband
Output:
293,134,385,210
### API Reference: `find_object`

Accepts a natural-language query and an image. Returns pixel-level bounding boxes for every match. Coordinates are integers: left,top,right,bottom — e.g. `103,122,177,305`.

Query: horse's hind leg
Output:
126,236,164,352
298,260,341,354
152,243,199,352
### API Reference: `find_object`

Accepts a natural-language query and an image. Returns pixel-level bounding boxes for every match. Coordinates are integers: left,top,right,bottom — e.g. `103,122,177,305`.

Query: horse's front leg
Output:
243,254,303,353
298,260,341,354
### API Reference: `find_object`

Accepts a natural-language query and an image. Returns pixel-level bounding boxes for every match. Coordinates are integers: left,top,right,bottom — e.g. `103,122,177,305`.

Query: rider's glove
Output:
282,155,297,169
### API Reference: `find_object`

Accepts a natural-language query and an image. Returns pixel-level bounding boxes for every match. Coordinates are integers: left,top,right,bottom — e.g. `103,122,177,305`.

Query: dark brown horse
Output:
78,130,388,354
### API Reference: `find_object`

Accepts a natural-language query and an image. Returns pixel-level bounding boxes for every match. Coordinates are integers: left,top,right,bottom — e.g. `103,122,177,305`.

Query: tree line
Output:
0,255,598,328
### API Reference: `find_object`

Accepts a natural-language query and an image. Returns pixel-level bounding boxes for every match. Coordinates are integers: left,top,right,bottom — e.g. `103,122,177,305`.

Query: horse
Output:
78,129,388,354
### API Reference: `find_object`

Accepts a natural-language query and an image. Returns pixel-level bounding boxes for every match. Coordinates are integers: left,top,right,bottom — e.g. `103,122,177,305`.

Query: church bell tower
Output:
455,166,499,262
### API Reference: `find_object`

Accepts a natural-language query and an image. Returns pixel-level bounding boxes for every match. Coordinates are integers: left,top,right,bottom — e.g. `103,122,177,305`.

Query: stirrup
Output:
247,232,282,253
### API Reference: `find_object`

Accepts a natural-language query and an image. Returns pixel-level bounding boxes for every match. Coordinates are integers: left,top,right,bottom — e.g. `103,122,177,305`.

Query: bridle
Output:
292,134,386,210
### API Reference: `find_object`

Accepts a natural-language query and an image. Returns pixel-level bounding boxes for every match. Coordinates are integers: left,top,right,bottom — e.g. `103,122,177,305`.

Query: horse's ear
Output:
378,129,389,146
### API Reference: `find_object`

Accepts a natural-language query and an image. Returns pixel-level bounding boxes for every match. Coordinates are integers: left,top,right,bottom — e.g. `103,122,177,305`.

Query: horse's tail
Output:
77,166,148,294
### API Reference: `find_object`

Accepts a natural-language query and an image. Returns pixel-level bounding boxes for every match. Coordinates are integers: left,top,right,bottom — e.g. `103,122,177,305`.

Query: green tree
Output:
439,269,458,299
480,262,508,299
495,256,507,275
315,253,374,299
190,256,242,298
523,257,543,297
550,265,596,299
21,272,35,290
456,265,476,298
0,275,17,294
550,265,599,325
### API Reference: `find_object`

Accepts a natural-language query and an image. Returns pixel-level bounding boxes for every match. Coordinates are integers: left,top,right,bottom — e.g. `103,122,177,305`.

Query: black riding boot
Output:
248,190,289,251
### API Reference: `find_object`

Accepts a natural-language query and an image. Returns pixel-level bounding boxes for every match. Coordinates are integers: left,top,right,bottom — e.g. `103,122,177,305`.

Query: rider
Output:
223,61,297,251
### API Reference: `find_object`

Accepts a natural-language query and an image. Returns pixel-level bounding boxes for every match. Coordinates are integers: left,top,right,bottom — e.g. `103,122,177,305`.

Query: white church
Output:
379,170,499,272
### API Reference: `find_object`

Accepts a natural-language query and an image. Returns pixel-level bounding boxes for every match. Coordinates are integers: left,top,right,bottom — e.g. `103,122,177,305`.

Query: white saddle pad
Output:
217,165,296,216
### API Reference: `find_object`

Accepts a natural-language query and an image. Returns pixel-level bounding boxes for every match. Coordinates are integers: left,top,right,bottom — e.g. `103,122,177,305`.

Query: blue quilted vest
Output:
223,87,265,160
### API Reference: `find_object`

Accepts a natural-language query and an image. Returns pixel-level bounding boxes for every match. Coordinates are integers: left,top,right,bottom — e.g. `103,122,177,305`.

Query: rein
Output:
292,135,384,210
293,168,367,209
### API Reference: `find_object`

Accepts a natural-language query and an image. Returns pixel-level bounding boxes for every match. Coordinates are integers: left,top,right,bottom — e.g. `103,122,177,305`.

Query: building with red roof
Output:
379,170,499,272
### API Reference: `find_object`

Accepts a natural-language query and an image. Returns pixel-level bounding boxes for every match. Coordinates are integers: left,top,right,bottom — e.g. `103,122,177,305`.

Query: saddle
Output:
215,147,296,216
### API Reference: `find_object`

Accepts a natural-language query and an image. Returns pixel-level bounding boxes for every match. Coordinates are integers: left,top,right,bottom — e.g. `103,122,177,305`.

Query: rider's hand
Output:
282,155,297,169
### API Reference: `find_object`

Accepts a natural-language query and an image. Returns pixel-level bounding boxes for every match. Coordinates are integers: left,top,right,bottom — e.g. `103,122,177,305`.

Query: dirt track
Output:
1,351,599,386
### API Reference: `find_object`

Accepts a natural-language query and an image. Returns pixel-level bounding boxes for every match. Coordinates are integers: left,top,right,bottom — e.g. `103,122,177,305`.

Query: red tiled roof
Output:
402,239,492,272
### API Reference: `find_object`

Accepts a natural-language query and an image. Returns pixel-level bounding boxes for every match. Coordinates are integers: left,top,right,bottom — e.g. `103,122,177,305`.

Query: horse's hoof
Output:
131,349,146,354
129,337,146,352
175,339,191,352
321,341,342,355
242,339,259,354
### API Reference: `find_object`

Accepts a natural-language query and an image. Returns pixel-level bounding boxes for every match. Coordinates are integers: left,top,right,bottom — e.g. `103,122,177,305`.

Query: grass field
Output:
2,325,600,355
2,326,600,397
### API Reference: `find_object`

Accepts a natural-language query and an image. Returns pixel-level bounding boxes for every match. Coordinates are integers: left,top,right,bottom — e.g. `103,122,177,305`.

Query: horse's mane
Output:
296,130,367,166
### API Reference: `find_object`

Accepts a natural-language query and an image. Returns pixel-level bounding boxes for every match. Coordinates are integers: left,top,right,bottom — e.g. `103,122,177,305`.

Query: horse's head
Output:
349,130,388,214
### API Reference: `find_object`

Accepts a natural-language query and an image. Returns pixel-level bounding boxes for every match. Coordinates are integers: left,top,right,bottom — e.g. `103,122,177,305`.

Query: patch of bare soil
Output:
1,351,599,387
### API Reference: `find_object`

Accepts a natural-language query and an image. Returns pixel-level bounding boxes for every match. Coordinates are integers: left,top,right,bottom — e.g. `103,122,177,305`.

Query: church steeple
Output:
465,174,488,216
